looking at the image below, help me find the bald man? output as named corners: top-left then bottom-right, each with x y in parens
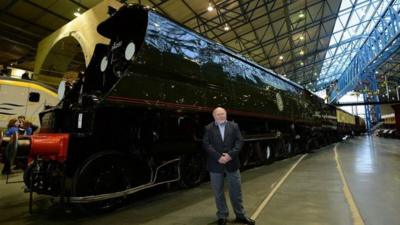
top-left (202, 107), bottom-right (255, 225)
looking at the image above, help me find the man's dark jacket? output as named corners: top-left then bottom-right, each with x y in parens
top-left (202, 121), bottom-right (244, 173)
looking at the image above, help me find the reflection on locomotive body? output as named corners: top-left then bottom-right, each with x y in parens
top-left (24, 4), bottom-right (365, 212)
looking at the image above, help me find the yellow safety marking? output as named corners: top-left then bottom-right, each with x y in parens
top-left (0, 79), bottom-right (57, 97)
top-left (270, 181), bottom-right (276, 189)
top-left (334, 144), bottom-right (365, 225)
top-left (250, 154), bottom-right (307, 220)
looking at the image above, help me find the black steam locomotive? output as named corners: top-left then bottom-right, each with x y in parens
top-left (22, 4), bottom-right (364, 212)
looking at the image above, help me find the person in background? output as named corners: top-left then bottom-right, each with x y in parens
top-left (2, 119), bottom-right (20, 174)
top-left (22, 121), bottom-right (33, 136)
top-left (5, 118), bottom-right (20, 137)
top-left (17, 115), bottom-right (26, 135)
top-left (202, 107), bottom-right (255, 225)
top-left (17, 115), bottom-right (25, 124)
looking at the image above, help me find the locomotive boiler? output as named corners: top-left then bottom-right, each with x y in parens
top-left (21, 4), bottom-right (362, 212)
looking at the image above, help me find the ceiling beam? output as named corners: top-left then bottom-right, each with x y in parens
top-left (69, 0), bottom-right (89, 10)
top-left (23, 0), bottom-right (71, 21)
top-left (181, 0), bottom-right (224, 44)
top-left (0, 0), bottom-right (20, 15)
top-left (0, 34), bottom-right (36, 50)
top-left (4, 11), bottom-right (53, 33)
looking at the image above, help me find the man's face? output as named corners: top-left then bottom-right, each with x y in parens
top-left (213, 108), bottom-right (227, 124)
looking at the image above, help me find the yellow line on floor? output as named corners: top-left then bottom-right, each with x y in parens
top-left (334, 144), bottom-right (365, 225)
top-left (250, 154), bottom-right (307, 220)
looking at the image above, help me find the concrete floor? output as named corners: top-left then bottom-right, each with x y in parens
top-left (1, 136), bottom-right (399, 225)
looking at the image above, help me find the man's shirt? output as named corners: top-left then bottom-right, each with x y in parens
top-left (215, 121), bottom-right (227, 141)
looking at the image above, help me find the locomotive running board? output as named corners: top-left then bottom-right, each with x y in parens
top-left (244, 135), bottom-right (279, 142)
top-left (57, 158), bottom-right (181, 203)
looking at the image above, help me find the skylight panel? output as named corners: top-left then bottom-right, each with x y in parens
top-left (316, 0), bottom-right (391, 90)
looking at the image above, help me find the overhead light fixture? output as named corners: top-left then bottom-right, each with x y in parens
top-left (74, 8), bottom-right (81, 17)
top-left (299, 50), bottom-right (304, 55)
top-left (207, 3), bottom-right (214, 12)
top-left (299, 11), bottom-right (305, 18)
top-left (279, 55), bottom-right (284, 60)
top-left (299, 35), bottom-right (305, 40)
top-left (224, 23), bottom-right (230, 31)
top-left (300, 61), bottom-right (304, 66)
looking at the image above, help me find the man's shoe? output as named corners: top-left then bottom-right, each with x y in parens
top-left (235, 217), bottom-right (255, 225)
top-left (217, 218), bottom-right (227, 225)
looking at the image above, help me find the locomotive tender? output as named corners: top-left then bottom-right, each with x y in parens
top-left (23, 4), bottom-right (364, 211)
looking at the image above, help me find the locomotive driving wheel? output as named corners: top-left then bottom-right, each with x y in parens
top-left (285, 140), bottom-right (294, 157)
top-left (72, 151), bottom-right (133, 214)
top-left (255, 142), bottom-right (275, 165)
top-left (179, 152), bottom-right (206, 188)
